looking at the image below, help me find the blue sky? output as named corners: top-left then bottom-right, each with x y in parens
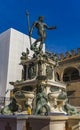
top-left (0, 0), bottom-right (80, 54)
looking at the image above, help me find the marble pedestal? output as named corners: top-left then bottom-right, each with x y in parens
top-left (28, 115), bottom-right (68, 130)
top-left (0, 115), bottom-right (28, 130)
top-left (0, 114), bottom-right (69, 130)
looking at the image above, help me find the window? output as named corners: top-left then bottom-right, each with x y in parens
top-left (63, 67), bottom-right (80, 82)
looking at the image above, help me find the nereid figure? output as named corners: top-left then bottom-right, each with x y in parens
top-left (35, 84), bottom-right (50, 115)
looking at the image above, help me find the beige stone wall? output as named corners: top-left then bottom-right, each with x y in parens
top-left (56, 49), bottom-right (80, 106)
top-left (67, 81), bottom-right (80, 106)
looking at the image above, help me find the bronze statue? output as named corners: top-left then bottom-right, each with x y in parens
top-left (64, 99), bottom-right (79, 115)
top-left (1, 98), bottom-right (19, 115)
top-left (35, 84), bottom-right (50, 115)
top-left (30, 16), bottom-right (56, 52)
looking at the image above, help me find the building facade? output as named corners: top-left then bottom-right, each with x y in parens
top-left (56, 49), bottom-right (80, 107)
top-left (0, 28), bottom-right (35, 101)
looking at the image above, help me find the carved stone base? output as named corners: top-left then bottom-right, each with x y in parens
top-left (0, 114), bottom-right (80, 130)
top-left (28, 115), bottom-right (68, 130)
top-left (0, 115), bottom-right (28, 130)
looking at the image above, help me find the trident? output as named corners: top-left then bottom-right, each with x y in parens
top-left (26, 11), bottom-right (32, 46)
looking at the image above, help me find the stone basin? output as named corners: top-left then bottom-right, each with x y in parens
top-left (48, 91), bottom-right (61, 99)
top-left (22, 91), bottom-right (34, 98)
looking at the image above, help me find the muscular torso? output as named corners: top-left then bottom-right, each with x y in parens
top-left (35, 21), bottom-right (47, 31)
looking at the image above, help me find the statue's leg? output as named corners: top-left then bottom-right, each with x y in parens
top-left (39, 37), bottom-right (45, 51)
top-left (31, 38), bottom-right (41, 51)
top-left (35, 105), bottom-right (41, 114)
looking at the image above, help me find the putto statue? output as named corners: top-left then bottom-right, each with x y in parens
top-left (30, 16), bottom-right (56, 52)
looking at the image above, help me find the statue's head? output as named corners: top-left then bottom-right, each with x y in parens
top-left (38, 84), bottom-right (44, 92)
top-left (38, 16), bottom-right (44, 22)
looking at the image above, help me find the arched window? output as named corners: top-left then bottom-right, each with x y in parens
top-left (63, 67), bottom-right (80, 82)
